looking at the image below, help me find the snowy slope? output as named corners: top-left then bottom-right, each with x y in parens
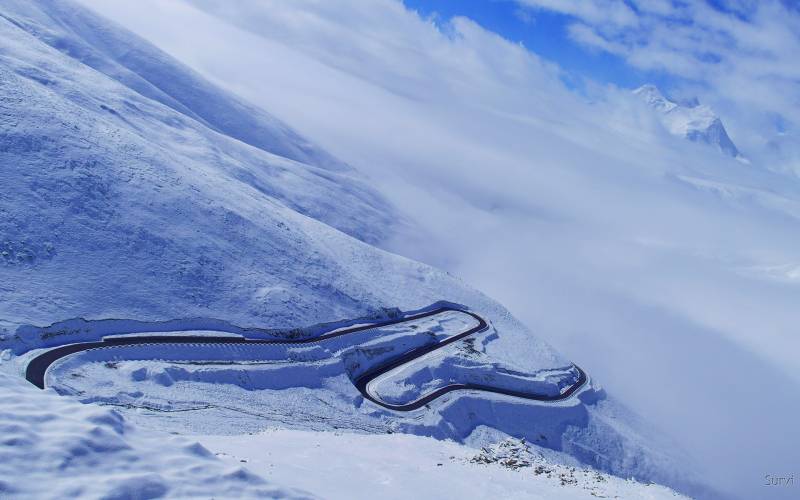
top-left (0, 0), bottom-right (704, 498)
top-left (0, 0), bottom-right (587, 376)
top-left (0, 0), bottom-right (407, 329)
top-left (200, 429), bottom-right (688, 500)
top-left (0, 0), bottom-right (576, 393)
top-left (0, 369), bottom-right (312, 499)
top-left (0, 357), bottom-right (686, 500)
top-left (0, 0), bottom-right (347, 173)
top-left (635, 84), bottom-right (743, 159)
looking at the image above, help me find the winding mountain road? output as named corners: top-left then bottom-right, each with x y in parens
top-left (25, 306), bottom-right (587, 411)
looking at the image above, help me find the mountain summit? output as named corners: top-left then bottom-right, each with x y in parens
top-left (634, 84), bottom-right (743, 160)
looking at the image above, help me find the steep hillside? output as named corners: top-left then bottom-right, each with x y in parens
top-left (0, 0), bottom-right (573, 422)
top-left (0, 0), bottom-right (415, 329)
top-left (0, 0), bottom-right (347, 172)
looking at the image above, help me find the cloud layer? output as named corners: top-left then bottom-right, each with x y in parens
top-left (519, 0), bottom-right (800, 171)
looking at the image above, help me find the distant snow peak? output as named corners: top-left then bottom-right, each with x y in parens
top-left (634, 84), bottom-right (744, 160)
top-left (634, 84), bottom-right (676, 113)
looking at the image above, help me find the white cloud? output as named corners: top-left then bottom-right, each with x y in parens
top-left (513, 6), bottom-right (537, 25)
top-left (76, 1), bottom-right (800, 497)
top-left (518, 0), bottom-right (800, 170)
top-left (631, 0), bottom-right (676, 16)
top-left (516, 0), bottom-right (640, 27)
top-left (567, 22), bottom-right (627, 54)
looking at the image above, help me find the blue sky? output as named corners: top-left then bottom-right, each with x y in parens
top-left (402, 0), bottom-right (675, 91)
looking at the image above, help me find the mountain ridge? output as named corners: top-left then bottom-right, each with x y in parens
top-left (635, 83), bottom-right (744, 160)
top-left (0, 0), bottom-right (349, 172)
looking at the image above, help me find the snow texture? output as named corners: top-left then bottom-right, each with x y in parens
top-left (198, 428), bottom-right (689, 500)
top-left (0, 370), bottom-right (313, 499)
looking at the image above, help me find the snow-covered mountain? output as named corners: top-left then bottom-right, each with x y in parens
top-left (635, 84), bottom-right (743, 160)
top-left (0, 0), bottom-right (409, 329)
top-left (0, 0), bottom-right (702, 498)
top-left (0, 367), bottom-right (687, 499)
top-left (0, 0), bottom-right (347, 174)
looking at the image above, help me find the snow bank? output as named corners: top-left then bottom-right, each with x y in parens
top-left (0, 370), bottom-right (312, 499)
top-left (197, 428), bottom-right (689, 500)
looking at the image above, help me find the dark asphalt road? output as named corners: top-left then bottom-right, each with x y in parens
top-left (25, 306), bottom-right (587, 410)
